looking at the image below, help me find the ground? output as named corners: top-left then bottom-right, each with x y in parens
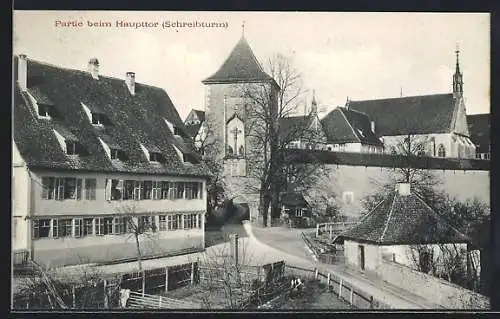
top-left (205, 223), bottom-right (248, 248)
top-left (268, 279), bottom-right (352, 310)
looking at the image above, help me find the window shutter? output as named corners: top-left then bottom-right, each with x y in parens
top-left (76, 179), bottom-right (82, 200)
top-left (105, 179), bottom-right (111, 201)
top-left (52, 219), bottom-right (59, 238)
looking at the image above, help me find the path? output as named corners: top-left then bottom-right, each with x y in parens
top-left (249, 224), bottom-right (444, 309)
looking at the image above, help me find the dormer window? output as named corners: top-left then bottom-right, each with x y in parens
top-left (53, 127), bottom-right (83, 156)
top-left (98, 136), bottom-right (126, 161)
top-left (38, 104), bottom-right (53, 118)
top-left (66, 141), bottom-right (79, 155)
top-left (91, 113), bottom-right (105, 126)
top-left (164, 118), bottom-right (181, 136)
top-left (150, 152), bottom-right (164, 163)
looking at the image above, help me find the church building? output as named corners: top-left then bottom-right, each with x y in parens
top-left (346, 49), bottom-right (476, 159)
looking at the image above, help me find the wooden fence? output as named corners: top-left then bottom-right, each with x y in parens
top-left (126, 291), bottom-right (201, 309)
top-left (316, 222), bottom-right (357, 238)
top-left (121, 262), bottom-right (197, 295)
top-left (285, 264), bottom-right (391, 309)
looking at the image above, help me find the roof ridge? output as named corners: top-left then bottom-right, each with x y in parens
top-left (338, 107), bottom-right (362, 143)
top-left (379, 193), bottom-right (398, 242)
top-left (350, 92), bottom-right (453, 103)
top-left (25, 57), bottom-right (164, 91)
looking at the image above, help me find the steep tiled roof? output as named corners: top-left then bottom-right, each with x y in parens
top-left (193, 110), bottom-right (205, 123)
top-left (13, 56), bottom-right (209, 177)
top-left (280, 192), bottom-right (310, 208)
top-left (348, 94), bottom-right (457, 136)
top-left (467, 114), bottom-right (490, 154)
top-left (279, 115), bottom-right (311, 141)
top-left (321, 107), bottom-right (383, 146)
top-left (184, 124), bottom-right (202, 139)
top-left (335, 188), bottom-right (470, 245)
top-left (202, 37), bottom-right (274, 84)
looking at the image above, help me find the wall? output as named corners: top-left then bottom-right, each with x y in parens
top-left (321, 165), bottom-right (489, 219)
top-left (379, 243), bottom-right (468, 272)
top-left (376, 260), bottom-right (489, 309)
top-left (31, 170), bottom-right (206, 217)
top-left (12, 142), bottom-right (30, 251)
top-left (382, 133), bottom-right (476, 159)
top-left (33, 228), bottom-right (204, 268)
top-left (344, 240), bottom-right (381, 274)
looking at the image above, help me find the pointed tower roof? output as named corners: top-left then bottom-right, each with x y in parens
top-left (202, 36), bottom-right (274, 84)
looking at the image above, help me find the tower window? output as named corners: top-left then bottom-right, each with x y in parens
top-left (437, 144), bottom-right (446, 158)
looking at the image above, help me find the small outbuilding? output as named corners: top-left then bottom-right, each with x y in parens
top-left (334, 183), bottom-right (471, 277)
top-left (280, 192), bottom-right (312, 228)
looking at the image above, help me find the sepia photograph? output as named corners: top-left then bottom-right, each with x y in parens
top-left (11, 11), bottom-right (491, 311)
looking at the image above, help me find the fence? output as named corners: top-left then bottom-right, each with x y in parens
top-left (301, 232), bottom-right (343, 265)
top-left (285, 264), bottom-right (391, 309)
top-left (316, 222), bottom-right (358, 238)
top-left (126, 291), bottom-right (201, 309)
top-left (121, 262), bottom-right (198, 295)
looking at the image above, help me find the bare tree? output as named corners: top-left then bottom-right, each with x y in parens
top-left (115, 204), bottom-right (159, 295)
top-left (241, 53), bottom-right (325, 226)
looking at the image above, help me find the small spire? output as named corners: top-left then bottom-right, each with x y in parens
top-left (345, 96), bottom-right (350, 108)
top-left (242, 21), bottom-right (245, 37)
top-left (311, 89), bottom-right (317, 114)
top-left (400, 86), bottom-right (403, 97)
top-left (453, 44), bottom-right (463, 97)
top-left (455, 44), bottom-right (461, 74)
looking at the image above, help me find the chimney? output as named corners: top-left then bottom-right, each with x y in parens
top-left (125, 72), bottom-right (135, 95)
top-left (396, 183), bottom-right (411, 196)
top-left (17, 54), bottom-right (27, 91)
top-left (371, 121), bottom-right (375, 133)
top-left (88, 58), bottom-right (99, 79)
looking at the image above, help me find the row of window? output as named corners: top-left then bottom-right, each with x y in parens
top-left (32, 213), bottom-right (203, 239)
top-left (107, 180), bottom-right (203, 201)
top-left (40, 177), bottom-right (204, 201)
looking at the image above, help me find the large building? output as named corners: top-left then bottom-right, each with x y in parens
top-left (12, 55), bottom-right (210, 268)
top-left (347, 49), bottom-right (476, 159)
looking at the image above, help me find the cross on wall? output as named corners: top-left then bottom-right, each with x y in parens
top-left (230, 126), bottom-right (242, 153)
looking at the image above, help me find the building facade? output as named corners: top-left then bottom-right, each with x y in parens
top-left (12, 55), bottom-right (209, 268)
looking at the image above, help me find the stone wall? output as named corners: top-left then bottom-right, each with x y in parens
top-left (376, 260), bottom-right (489, 309)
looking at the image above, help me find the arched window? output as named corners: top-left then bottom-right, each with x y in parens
top-left (238, 145), bottom-right (245, 157)
top-left (437, 144), bottom-right (446, 158)
top-left (227, 145), bottom-right (233, 156)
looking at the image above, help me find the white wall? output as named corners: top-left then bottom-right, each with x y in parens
top-left (382, 133), bottom-right (476, 159)
top-left (344, 240), bottom-right (381, 273)
top-left (31, 171), bottom-right (207, 217)
top-left (12, 142), bottom-right (30, 251)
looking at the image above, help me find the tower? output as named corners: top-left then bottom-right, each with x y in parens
top-left (453, 46), bottom-right (464, 98)
top-left (202, 33), bottom-right (280, 226)
top-left (310, 89), bottom-right (318, 115)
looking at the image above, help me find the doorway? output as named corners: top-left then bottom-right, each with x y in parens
top-left (358, 245), bottom-right (365, 271)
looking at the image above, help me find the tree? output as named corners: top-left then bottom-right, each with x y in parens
top-left (115, 204), bottom-right (159, 296)
top-left (362, 133), bottom-right (446, 214)
top-left (193, 121), bottom-right (227, 217)
top-left (241, 53), bottom-right (326, 226)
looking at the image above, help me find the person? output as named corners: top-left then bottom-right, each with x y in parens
top-left (120, 289), bottom-right (130, 308)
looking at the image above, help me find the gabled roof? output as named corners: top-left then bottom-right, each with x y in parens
top-left (280, 192), bottom-right (310, 208)
top-left (13, 56), bottom-right (209, 177)
top-left (202, 36), bottom-right (274, 85)
top-left (185, 124), bottom-right (202, 139)
top-left (348, 93), bottom-right (457, 136)
top-left (467, 113), bottom-right (490, 154)
top-left (193, 110), bottom-right (205, 123)
top-left (279, 115), bottom-right (311, 142)
top-left (335, 187), bottom-right (470, 245)
top-left (321, 107), bottom-right (384, 146)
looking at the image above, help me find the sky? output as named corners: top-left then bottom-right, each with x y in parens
top-left (13, 11), bottom-right (490, 120)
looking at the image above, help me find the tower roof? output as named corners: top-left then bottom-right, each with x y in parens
top-left (202, 36), bottom-right (274, 84)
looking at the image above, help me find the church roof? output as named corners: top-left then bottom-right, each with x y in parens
top-left (13, 55), bottom-right (209, 177)
top-left (202, 37), bottom-right (274, 84)
top-left (334, 186), bottom-right (470, 245)
top-left (467, 113), bottom-right (490, 154)
top-left (321, 107), bottom-right (384, 146)
top-left (348, 93), bottom-right (457, 136)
